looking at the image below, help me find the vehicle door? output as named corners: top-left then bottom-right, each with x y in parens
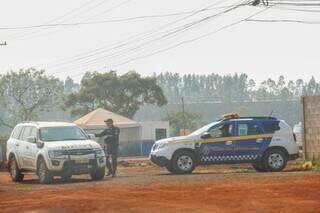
top-left (199, 121), bottom-right (236, 164)
top-left (10, 126), bottom-right (24, 166)
top-left (19, 126), bottom-right (33, 169)
top-left (233, 121), bottom-right (267, 162)
top-left (25, 126), bottom-right (39, 170)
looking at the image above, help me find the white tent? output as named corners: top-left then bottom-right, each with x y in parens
top-left (74, 108), bottom-right (142, 155)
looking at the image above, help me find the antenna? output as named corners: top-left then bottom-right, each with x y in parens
top-left (269, 110), bottom-right (274, 117)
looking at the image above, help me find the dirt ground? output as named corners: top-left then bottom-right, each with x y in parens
top-left (0, 159), bottom-right (319, 213)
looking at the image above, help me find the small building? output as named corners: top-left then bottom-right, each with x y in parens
top-left (140, 121), bottom-right (169, 155)
top-left (74, 108), bottom-right (169, 156)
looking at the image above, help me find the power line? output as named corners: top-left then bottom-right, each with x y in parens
top-left (47, 0), bottom-right (248, 73)
top-left (44, 0), bottom-right (238, 70)
top-left (0, 6), bottom-right (248, 31)
top-left (246, 18), bottom-right (320, 24)
top-left (65, 2), bottom-right (268, 78)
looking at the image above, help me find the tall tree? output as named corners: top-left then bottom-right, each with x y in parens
top-left (0, 68), bottom-right (64, 128)
top-left (162, 110), bottom-right (202, 136)
top-left (65, 71), bottom-right (167, 118)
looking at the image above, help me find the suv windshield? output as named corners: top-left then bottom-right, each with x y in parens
top-left (40, 126), bottom-right (88, 142)
top-left (189, 121), bottom-right (220, 136)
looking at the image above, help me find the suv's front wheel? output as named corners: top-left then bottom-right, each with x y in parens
top-left (171, 150), bottom-right (196, 174)
top-left (37, 157), bottom-right (53, 184)
top-left (9, 155), bottom-right (24, 182)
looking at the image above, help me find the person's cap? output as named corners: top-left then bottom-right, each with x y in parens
top-left (104, 118), bottom-right (113, 123)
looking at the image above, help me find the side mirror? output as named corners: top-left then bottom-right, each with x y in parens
top-left (88, 134), bottom-right (95, 140)
top-left (201, 132), bottom-right (211, 139)
top-left (36, 141), bottom-right (44, 149)
top-left (27, 136), bottom-right (37, 143)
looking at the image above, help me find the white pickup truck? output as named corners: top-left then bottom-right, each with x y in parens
top-left (6, 122), bottom-right (106, 184)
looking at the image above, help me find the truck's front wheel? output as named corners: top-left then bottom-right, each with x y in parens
top-left (171, 150), bottom-right (196, 174)
top-left (90, 167), bottom-right (105, 180)
top-left (37, 157), bottom-right (53, 184)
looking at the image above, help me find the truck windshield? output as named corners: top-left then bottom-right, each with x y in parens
top-left (40, 126), bottom-right (88, 142)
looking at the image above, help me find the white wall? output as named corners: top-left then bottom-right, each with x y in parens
top-left (140, 121), bottom-right (169, 140)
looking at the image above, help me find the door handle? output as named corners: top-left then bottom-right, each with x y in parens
top-left (26, 146), bottom-right (29, 149)
top-left (256, 138), bottom-right (264, 143)
top-left (15, 143), bottom-right (20, 147)
top-left (225, 141), bottom-right (233, 145)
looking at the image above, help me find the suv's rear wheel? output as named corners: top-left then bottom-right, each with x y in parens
top-left (90, 167), bottom-right (105, 180)
top-left (262, 149), bottom-right (287, 172)
top-left (37, 157), bottom-right (53, 184)
top-left (9, 156), bottom-right (24, 182)
top-left (171, 150), bottom-right (196, 174)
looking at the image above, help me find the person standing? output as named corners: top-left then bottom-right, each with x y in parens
top-left (95, 119), bottom-right (120, 177)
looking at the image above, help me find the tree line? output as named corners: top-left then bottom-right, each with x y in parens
top-left (0, 69), bottom-right (319, 136)
top-left (156, 72), bottom-right (320, 103)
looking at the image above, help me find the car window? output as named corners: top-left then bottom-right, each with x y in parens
top-left (238, 123), bottom-right (261, 136)
top-left (29, 127), bottom-right (38, 138)
top-left (20, 126), bottom-right (32, 141)
top-left (11, 126), bottom-right (23, 139)
top-left (208, 123), bottom-right (234, 138)
top-left (262, 121), bottom-right (280, 134)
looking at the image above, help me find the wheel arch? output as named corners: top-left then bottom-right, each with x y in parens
top-left (263, 146), bottom-right (289, 158)
top-left (8, 152), bottom-right (20, 168)
top-left (35, 154), bottom-right (47, 173)
top-left (172, 148), bottom-right (200, 165)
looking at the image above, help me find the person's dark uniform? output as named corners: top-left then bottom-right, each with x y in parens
top-left (95, 119), bottom-right (120, 177)
top-left (220, 124), bottom-right (232, 137)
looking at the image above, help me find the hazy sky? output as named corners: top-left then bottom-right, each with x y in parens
top-left (0, 0), bottom-right (319, 83)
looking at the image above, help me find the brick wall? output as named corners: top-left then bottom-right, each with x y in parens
top-left (302, 96), bottom-right (320, 160)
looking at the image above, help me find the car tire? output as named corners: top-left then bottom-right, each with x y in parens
top-left (262, 149), bottom-right (287, 172)
top-left (37, 157), bottom-right (53, 184)
top-left (61, 174), bottom-right (72, 182)
top-left (90, 167), bottom-right (105, 180)
top-left (252, 162), bottom-right (266, 172)
top-left (171, 150), bottom-right (196, 174)
top-left (165, 163), bottom-right (175, 173)
top-left (9, 155), bottom-right (24, 182)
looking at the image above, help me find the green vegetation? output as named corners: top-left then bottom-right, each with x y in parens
top-left (65, 71), bottom-right (167, 118)
top-left (0, 68), bottom-right (64, 129)
top-left (162, 110), bottom-right (201, 136)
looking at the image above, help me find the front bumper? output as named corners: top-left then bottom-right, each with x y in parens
top-left (47, 151), bottom-right (106, 175)
top-left (289, 153), bottom-right (299, 160)
top-left (150, 155), bottom-right (170, 167)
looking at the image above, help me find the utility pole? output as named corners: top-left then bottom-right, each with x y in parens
top-left (181, 97), bottom-right (186, 135)
top-left (0, 41), bottom-right (7, 46)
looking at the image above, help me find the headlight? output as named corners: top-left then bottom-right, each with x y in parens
top-left (156, 142), bottom-right (167, 150)
top-left (48, 150), bottom-right (65, 159)
top-left (94, 148), bottom-right (105, 157)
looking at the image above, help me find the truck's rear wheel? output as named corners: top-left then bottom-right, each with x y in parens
top-left (9, 156), bottom-right (24, 182)
top-left (171, 150), bottom-right (196, 174)
top-left (262, 149), bottom-right (287, 172)
top-left (37, 157), bottom-right (53, 184)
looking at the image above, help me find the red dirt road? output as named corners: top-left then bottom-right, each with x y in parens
top-left (0, 164), bottom-right (319, 213)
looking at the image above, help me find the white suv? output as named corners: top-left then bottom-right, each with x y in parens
top-left (7, 122), bottom-right (106, 184)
